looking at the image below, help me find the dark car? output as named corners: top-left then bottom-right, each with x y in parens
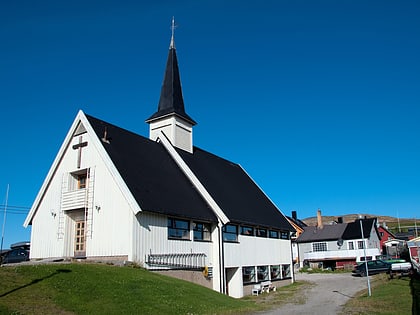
top-left (352, 259), bottom-right (391, 277)
top-left (1, 248), bottom-right (30, 264)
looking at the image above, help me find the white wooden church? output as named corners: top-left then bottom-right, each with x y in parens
top-left (24, 21), bottom-right (295, 298)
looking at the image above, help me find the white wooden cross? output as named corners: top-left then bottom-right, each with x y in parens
top-left (72, 136), bottom-right (88, 169)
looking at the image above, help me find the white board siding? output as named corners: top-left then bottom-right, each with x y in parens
top-left (30, 130), bottom-right (133, 260)
top-left (132, 212), bottom-right (214, 266)
top-left (84, 155), bottom-right (132, 258)
top-left (224, 236), bottom-right (292, 267)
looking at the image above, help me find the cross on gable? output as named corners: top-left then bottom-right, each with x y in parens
top-left (72, 136), bottom-right (88, 169)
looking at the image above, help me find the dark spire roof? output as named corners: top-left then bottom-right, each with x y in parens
top-left (146, 18), bottom-right (196, 125)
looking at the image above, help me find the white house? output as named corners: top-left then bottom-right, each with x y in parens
top-left (24, 23), bottom-right (295, 298)
top-left (297, 211), bottom-right (381, 269)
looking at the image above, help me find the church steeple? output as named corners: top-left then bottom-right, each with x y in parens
top-left (146, 17), bottom-right (196, 153)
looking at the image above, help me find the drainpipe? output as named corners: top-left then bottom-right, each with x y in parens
top-left (217, 222), bottom-right (226, 294)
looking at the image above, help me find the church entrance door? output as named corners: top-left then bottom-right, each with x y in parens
top-left (74, 220), bottom-right (86, 257)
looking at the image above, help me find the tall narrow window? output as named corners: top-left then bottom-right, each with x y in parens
top-left (78, 173), bottom-right (87, 189)
top-left (358, 241), bottom-right (365, 249)
top-left (348, 241), bottom-right (354, 250)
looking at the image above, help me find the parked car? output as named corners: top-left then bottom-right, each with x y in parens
top-left (352, 259), bottom-right (391, 277)
top-left (1, 248), bottom-right (30, 264)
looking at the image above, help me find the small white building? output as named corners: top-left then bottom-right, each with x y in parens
top-left (24, 25), bottom-right (295, 298)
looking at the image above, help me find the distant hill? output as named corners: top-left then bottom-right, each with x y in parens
top-left (302, 213), bottom-right (413, 228)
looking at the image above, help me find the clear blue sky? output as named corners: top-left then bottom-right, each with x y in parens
top-left (1, 1), bottom-right (419, 248)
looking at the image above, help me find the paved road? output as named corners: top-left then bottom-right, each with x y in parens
top-left (259, 272), bottom-right (368, 315)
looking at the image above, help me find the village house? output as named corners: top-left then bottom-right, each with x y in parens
top-left (297, 210), bottom-right (381, 269)
top-left (23, 21), bottom-right (295, 298)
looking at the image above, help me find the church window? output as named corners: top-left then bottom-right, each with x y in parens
top-left (240, 226), bottom-right (254, 236)
top-left (193, 222), bottom-right (211, 241)
top-left (222, 224), bottom-right (238, 242)
top-left (77, 173), bottom-right (87, 189)
top-left (256, 228), bottom-right (267, 238)
top-left (69, 169), bottom-right (88, 191)
top-left (167, 218), bottom-right (190, 240)
top-left (280, 231), bottom-right (289, 240)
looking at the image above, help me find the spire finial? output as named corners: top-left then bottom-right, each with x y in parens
top-left (170, 16), bottom-right (177, 49)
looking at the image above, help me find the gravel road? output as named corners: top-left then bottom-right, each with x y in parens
top-left (258, 272), bottom-right (368, 315)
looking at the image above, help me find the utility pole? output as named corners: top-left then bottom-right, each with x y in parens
top-left (360, 217), bottom-right (372, 296)
top-left (0, 184), bottom-right (10, 264)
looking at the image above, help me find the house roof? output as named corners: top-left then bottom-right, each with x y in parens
top-left (286, 216), bottom-right (307, 229)
top-left (87, 114), bottom-right (294, 231)
top-left (342, 218), bottom-right (378, 240)
top-left (146, 34), bottom-right (196, 125)
top-left (297, 224), bottom-right (348, 243)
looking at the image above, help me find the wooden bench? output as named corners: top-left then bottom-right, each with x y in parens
top-left (261, 281), bottom-right (276, 293)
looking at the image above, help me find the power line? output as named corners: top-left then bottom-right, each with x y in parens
top-left (0, 204), bottom-right (30, 210)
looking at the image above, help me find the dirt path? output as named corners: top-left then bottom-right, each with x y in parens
top-left (258, 272), bottom-right (368, 315)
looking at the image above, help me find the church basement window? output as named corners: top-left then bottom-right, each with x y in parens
top-left (257, 266), bottom-right (269, 281)
top-left (242, 266), bottom-right (256, 283)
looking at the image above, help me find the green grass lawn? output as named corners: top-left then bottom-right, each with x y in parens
top-left (1, 263), bottom-right (416, 314)
top-left (0, 263), bottom-right (304, 315)
top-left (341, 273), bottom-right (415, 315)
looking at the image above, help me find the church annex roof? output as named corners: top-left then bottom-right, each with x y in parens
top-left (86, 114), bottom-right (293, 231)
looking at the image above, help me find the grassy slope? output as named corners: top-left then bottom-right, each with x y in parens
top-left (341, 274), bottom-right (413, 315)
top-left (0, 263), bottom-right (309, 315)
top-left (0, 263), bottom-right (257, 315)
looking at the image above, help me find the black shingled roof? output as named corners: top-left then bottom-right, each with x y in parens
top-left (87, 115), bottom-right (216, 222)
top-left (146, 47), bottom-right (196, 125)
top-left (342, 218), bottom-right (378, 240)
top-left (297, 224), bottom-right (348, 243)
top-left (86, 114), bottom-right (293, 231)
top-left (178, 148), bottom-right (294, 231)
